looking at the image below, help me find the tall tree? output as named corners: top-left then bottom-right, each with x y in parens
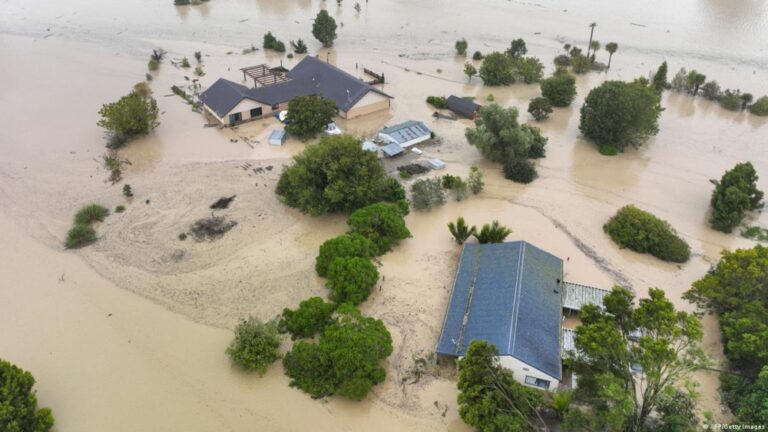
top-left (605, 42), bottom-right (618, 68)
top-left (97, 92), bottom-right (159, 146)
top-left (506, 38), bottom-right (527, 58)
top-left (586, 22), bottom-right (597, 57)
top-left (457, 341), bottom-right (545, 431)
top-left (479, 52), bottom-right (515, 86)
top-left (312, 10), bottom-right (338, 47)
top-left (651, 61), bottom-right (668, 93)
top-left (285, 95), bottom-right (338, 138)
top-left (708, 162), bottom-right (764, 233)
top-left (567, 287), bottom-right (707, 432)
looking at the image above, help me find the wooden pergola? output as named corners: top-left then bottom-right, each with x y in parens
top-left (241, 65), bottom-right (290, 88)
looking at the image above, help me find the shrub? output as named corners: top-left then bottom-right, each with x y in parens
top-left (65, 224), bottom-right (97, 249)
top-left (468, 166), bottom-right (484, 194)
top-left (282, 304), bottom-right (392, 400)
top-left (279, 297), bottom-right (335, 339)
top-left (312, 10), bottom-right (338, 48)
top-left (133, 81), bottom-right (152, 97)
top-left (426, 96), bottom-right (448, 109)
top-left (122, 184), bottom-right (133, 197)
top-left (749, 96), bottom-right (768, 116)
top-left (290, 39), bottom-right (308, 54)
top-left (474, 220), bottom-right (512, 243)
top-left (455, 39), bottom-right (468, 56)
top-left (285, 95), bottom-right (338, 138)
top-left (178, 233), bottom-right (187, 241)
top-left (148, 59), bottom-right (159, 71)
top-left (540, 70), bottom-right (577, 107)
top-left (553, 54), bottom-right (571, 67)
top-left (479, 52), bottom-right (515, 86)
top-left (604, 205), bottom-right (691, 263)
top-left (579, 79), bottom-right (663, 152)
top-left (226, 318), bottom-right (281, 375)
top-left (180, 57), bottom-right (190, 68)
top-left (472, 51), bottom-right (483, 61)
top-left (194, 51), bottom-right (202, 62)
top-left (263, 31), bottom-right (287, 51)
top-left (441, 174), bottom-right (462, 190)
top-left (74, 204), bottom-right (109, 225)
top-left (315, 233), bottom-right (373, 277)
top-left (570, 53), bottom-right (590, 74)
top-left (347, 203), bottom-right (410, 255)
top-left (700, 80), bottom-right (722, 101)
top-left (326, 257), bottom-right (379, 305)
top-left (410, 178), bottom-right (445, 210)
top-left (503, 158), bottom-right (537, 184)
top-left (710, 162), bottom-right (764, 233)
top-left (378, 177), bottom-right (406, 203)
top-left (0, 359), bottom-right (55, 432)
top-left (115, 205), bottom-right (126, 213)
top-left (97, 92), bottom-right (159, 142)
top-left (528, 96), bottom-right (553, 121)
top-left (720, 90), bottom-right (743, 111)
top-left (276, 135), bottom-right (389, 215)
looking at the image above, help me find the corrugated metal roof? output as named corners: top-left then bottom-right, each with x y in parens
top-left (562, 281), bottom-right (609, 311)
top-left (446, 95), bottom-right (481, 118)
top-left (379, 121), bottom-right (431, 145)
top-left (436, 241), bottom-right (563, 380)
top-left (381, 143), bottom-right (403, 157)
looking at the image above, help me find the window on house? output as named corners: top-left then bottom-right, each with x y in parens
top-left (229, 112), bottom-right (242, 125)
top-left (524, 375), bottom-right (550, 389)
top-left (271, 104), bottom-right (280, 110)
top-left (250, 107), bottom-right (263, 118)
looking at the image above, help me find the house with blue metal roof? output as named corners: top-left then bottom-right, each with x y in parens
top-left (436, 241), bottom-right (564, 391)
top-left (377, 120), bottom-right (432, 148)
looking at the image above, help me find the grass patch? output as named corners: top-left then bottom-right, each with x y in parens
top-left (599, 145), bottom-right (618, 156)
top-left (74, 204), bottom-right (110, 225)
top-left (741, 225), bottom-right (768, 242)
top-left (65, 224), bottom-right (97, 249)
top-left (115, 205), bottom-right (126, 213)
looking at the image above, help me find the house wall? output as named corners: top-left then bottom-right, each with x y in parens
top-left (224, 99), bottom-right (273, 124)
top-left (497, 356), bottom-right (560, 392)
top-left (343, 91), bottom-right (391, 119)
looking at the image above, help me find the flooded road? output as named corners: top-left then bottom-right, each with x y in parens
top-left (1, 0), bottom-right (767, 429)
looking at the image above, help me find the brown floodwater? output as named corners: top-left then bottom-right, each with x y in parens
top-left (1, 0), bottom-right (767, 429)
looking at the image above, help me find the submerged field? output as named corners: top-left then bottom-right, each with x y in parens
top-left (1, 0), bottom-right (767, 430)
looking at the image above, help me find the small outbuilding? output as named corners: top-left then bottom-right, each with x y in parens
top-left (362, 140), bottom-right (378, 153)
top-left (268, 129), bottom-right (286, 146)
top-left (378, 121), bottom-right (432, 148)
top-left (427, 158), bottom-right (445, 170)
top-left (446, 95), bottom-right (481, 119)
top-left (381, 143), bottom-right (404, 158)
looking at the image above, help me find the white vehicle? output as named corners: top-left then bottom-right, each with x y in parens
top-left (324, 122), bottom-right (343, 135)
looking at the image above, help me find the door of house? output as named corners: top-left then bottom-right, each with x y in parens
top-left (228, 112), bottom-right (242, 125)
top-left (250, 107), bottom-right (263, 119)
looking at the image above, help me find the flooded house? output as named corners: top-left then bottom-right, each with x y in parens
top-left (446, 95), bottom-right (481, 119)
top-left (200, 56), bottom-right (393, 126)
top-left (377, 120), bottom-right (432, 148)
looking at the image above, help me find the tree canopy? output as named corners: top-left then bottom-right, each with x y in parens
top-left (709, 162), bottom-right (764, 233)
top-left (528, 96), bottom-right (553, 121)
top-left (282, 304), bottom-right (392, 400)
top-left (604, 205), bottom-right (690, 263)
top-left (651, 61), bottom-right (668, 93)
top-left (347, 202), bottom-right (411, 255)
top-left (285, 95), bottom-right (339, 138)
top-left (279, 297), bottom-right (336, 340)
top-left (0, 359), bottom-right (54, 432)
top-left (276, 135), bottom-right (391, 215)
top-left (579, 79), bottom-right (663, 153)
top-left (567, 287), bottom-right (706, 432)
top-left (540, 70), bottom-right (577, 107)
top-left (457, 340), bottom-right (545, 431)
top-left (97, 91), bottom-right (159, 146)
top-left (479, 52), bottom-right (515, 86)
top-left (326, 256), bottom-right (379, 305)
top-left (312, 10), bottom-right (337, 47)
top-left (315, 233), bottom-right (373, 277)
top-left (226, 318), bottom-right (282, 375)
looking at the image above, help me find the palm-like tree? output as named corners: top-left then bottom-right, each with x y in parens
top-left (605, 42), bottom-right (618, 69)
top-left (448, 217), bottom-right (476, 245)
top-left (741, 93), bottom-right (754, 110)
top-left (586, 22), bottom-right (597, 57)
top-left (589, 40), bottom-right (600, 63)
top-left (474, 220), bottom-right (512, 244)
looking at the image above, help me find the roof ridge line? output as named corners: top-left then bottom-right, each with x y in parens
top-left (509, 242), bottom-right (526, 354)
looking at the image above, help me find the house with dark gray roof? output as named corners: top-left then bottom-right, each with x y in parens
top-left (436, 241), bottom-right (564, 391)
top-left (446, 95), bottom-right (481, 119)
top-left (200, 56), bottom-right (393, 126)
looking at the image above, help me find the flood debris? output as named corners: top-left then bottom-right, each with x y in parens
top-left (189, 216), bottom-right (238, 241)
top-left (397, 163), bottom-right (430, 176)
top-left (210, 195), bottom-right (236, 210)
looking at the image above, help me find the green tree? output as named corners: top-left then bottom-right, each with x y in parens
top-left (540, 70), bottom-right (577, 107)
top-left (651, 61), bottom-right (668, 92)
top-left (720, 89), bottom-right (743, 111)
top-left (468, 166), bottom-right (484, 194)
top-left (290, 39), bottom-right (308, 54)
top-left (605, 42), bottom-right (618, 68)
top-left (279, 297), bottom-right (335, 339)
top-left (749, 96), bottom-right (768, 116)
top-left (226, 318), bottom-right (282, 375)
top-left (316, 233), bottom-right (373, 277)
top-left (503, 158), bottom-right (537, 183)
top-left (455, 39), bottom-right (468, 56)
top-left (650, 389), bottom-right (700, 432)
top-left (670, 67), bottom-right (688, 92)
top-left (263, 31), bottom-right (286, 51)
top-left (276, 135), bottom-right (389, 215)
top-left (506, 38), bottom-right (527, 58)
top-left (528, 96), bottom-right (553, 121)
top-left (464, 62), bottom-right (477, 82)
top-left (312, 10), bottom-right (338, 47)
top-left (285, 95), bottom-right (338, 138)
top-left (97, 92), bottom-right (159, 146)
top-left (347, 202), bottom-right (410, 254)
top-left (457, 340), bottom-right (545, 431)
top-left (474, 220), bottom-right (512, 244)
top-left (700, 80), bottom-right (722, 101)
top-left (448, 217), bottom-right (476, 244)
top-left (282, 304), bottom-right (392, 400)
top-left (604, 205), bottom-right (691, 263)
top-left (726, 365), bottom-right (768, 424)
top-left (579, 79), bottom-right (663, 153)
top-left (570, 53), bottom-right (591, 74)
top-left (326, 257), bottom-right (379, 305)
top-left (426, 96), bottom-right (448, 109)
top-left (0, 359), bottom-right (55, 432)
top-left (512, 56), bottom-right (544, 84)
top-left (479, 52), bottom-right (515, 86)
top-left (709, 162), bottom-right (764, 233)
top-left (410, 177), bottom-right (445, 211)
top-left (740, 93), bottom-right (754, 110)
top-left (567, 287), bottom-right (707, 432)
top-left (685, 70), bottom-right (706, 96)
top-left (472, 51), bottom-right (483, 61)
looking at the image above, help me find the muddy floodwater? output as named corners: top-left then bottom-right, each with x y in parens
top-left (1, 0), bottom-right (768, 430)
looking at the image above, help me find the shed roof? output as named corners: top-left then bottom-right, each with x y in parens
top-left (381, 143), bottom-right (404, 157)
top-left (446, 95), bottom-right (481, 118)
top-left (379, 121), bottom-right (432, 145)
top-left (436, 241), bottom-right (563, 380)
top-left (562, 281), bottom-right (610, 311)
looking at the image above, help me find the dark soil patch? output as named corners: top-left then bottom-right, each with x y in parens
top-left (210, 195), bottom-right (236, 210)
top-left (189, 216), bottom-right (237, 241)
